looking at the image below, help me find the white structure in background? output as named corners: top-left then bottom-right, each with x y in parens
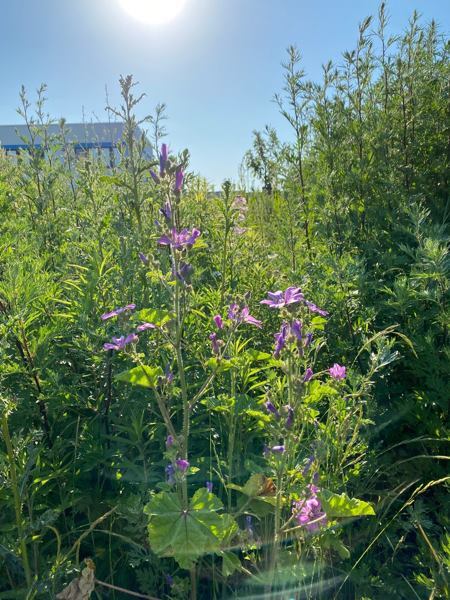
top-left (0, 122), bottom-right (152, 167)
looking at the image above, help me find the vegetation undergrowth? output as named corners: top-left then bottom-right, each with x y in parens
top-left (0, 5), bottom-right (448, 599)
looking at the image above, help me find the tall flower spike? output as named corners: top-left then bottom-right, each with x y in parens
top-left (159, 143), bottom-right (168, 176)
top-left (150, 169), bottom-right (160, 184)
top-left (174, 168), bottom-right (184, 193)
top-left (160, 201), bottom-right (172, 223)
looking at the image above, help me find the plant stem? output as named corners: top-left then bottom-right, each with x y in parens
top-left (1, 408), bottom-right (32, 588)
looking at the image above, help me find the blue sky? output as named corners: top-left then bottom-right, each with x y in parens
top-left (0, 0), bottom-right (448, 186)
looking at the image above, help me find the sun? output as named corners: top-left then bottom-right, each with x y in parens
top-left (119, 0), bottom-right (187, 25)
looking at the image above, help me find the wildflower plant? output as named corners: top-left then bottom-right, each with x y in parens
top-left (99, 145), bottom-right (377, 581)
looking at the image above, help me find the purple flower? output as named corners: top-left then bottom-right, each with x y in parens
top-left (284, 405), bottom-right (294, 429)
top-left (165, 463), bottom-right (175, 485)
top-left (160, 201), bottom-right (172, 223)
top-left (158, 228), bottom-right (201, 250)
top-left (305, 301), bottom-right (329, 317)
top-left (261, 287), bottom-right (304, 309)
top-left (303, 367), bottom-right (314, 382)
top-left (291, 319), bottom-right (302, 341)
top-left (206, 481), bottom-right (213, 493)
top-left (165, 574), bottom-right (174, 587)
top-left (213, 314), bottom-right (224, 329)
top-left (176, 459), bottom-right (190, 473)
top-left (233, 226), bottom-right (247, 235)
top-left (150, 169), bottom-right (160, 184)
top-left (240, 306), bottom-right (262, 328)
top-left (136, 322), bottom-right (156, 332)
top-left (228, 303), bottom-right (262, 328)
top-left (273, 322), bottom-right (288, 358)
top-left (103, 333), bottom-right (138, 351)
top-left (209, 332), bottom-right (222, 355)
top-left (166, 435), bottom-right (174, 448)
top-left (228, 303), bottom-right (240, 320)
top-left (304, 332), bottom-right (313, 347)
top-left (138, 252), bottom-right (149, 266)
top-left (329, 363), bottom-right (346, 380)
top-left (164, 365), bottom-right (174, 384)
top-left (292, 484), bottom-right (327, 532)
top-left (232, 196), bottom-right (247, 211)
top-left (159, 143), bottom-right (168, 176)
top-left (174, 168), bottom-right (184, 193)
top-left (172, 261), bottom-right (194, 284)
top-left (271, 445), bottom-right (285, 454)
top-left (101, 303), bottom-right (136, 321)
top-left (264, 400), bottom-right (280, 419)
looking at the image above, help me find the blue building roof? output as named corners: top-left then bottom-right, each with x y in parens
top-left (0, 121), bottom-right (149, 153)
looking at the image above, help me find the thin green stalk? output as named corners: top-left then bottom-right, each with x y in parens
top-left (227, 372), bottom-right (237, 510)
top-left (1, 408), bottom-right (32, 588)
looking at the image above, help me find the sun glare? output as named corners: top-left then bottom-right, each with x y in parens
top-left (119, 0), bottom-right (187, 25)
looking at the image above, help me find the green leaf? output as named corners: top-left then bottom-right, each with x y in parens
top-left (319, 490), bottom-right (375, 518)
top-left (145, 489), bottom-right (234, 569)
top-left (310, 316), bottom-right (327, 330)
top-left (137, 308), bottom-right (174, 327)
top-left (244, 349), bottom-right (272, 362)
top-left (205, 357), bottom-right (234, 372)
top-left (306, 380), bottom-right (338, 404)
top-left (115, 365), bottom-right (163, 388)
top-left (222, 551), bottom-right (242, 577)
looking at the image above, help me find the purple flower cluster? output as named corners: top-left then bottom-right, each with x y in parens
top-left (329, 363), bottom-right (346, 380)
top-left (264, 401), bottom-right (294, 431)
top-left (151, 144), bottom-right (185, 194)
top-left (165, 458), bottom-right (190, 484)
top-left (158, 228), bottom-right (201, 250)
top-left (292, 484), bottom-right (327, 532)
top-left (101, 302), bottom-right (158, 352)
top-left (272, 319), bottom-right (313, 359)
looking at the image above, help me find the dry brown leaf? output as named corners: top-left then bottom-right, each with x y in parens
top-left (56, 559), bottom-right (95, 600)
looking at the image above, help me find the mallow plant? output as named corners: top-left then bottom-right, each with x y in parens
top-left (99, 144), bottom-right (378, 596)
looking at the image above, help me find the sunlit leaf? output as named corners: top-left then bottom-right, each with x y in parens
top-left (115, 365), bottom-right (163, 388)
